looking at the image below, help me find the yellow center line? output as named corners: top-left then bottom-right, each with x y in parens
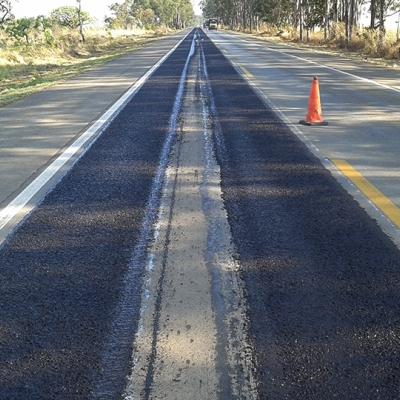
top-left (239, 66), bottom-right (254, 79)
top-left (331, 159), bottom-right (400, 228)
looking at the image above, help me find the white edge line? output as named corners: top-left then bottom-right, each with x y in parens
top-left (0, 32), bottom-right (190, 233)
top-left (223, 43), bottom-right (400, 248)
top-left (231, 34), bottom-right (400, 94)
top-left (222, 50), bottom-right (320, 153)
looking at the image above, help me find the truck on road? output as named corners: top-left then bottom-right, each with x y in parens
top-left (208, 18), bottom-right (218, 30)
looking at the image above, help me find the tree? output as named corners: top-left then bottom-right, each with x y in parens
top-left (6, 17), bottom-right (33, 43)
top-left (0, 0), bottom-right (13, 24)
top-left (137, 8), bottom-right (155, 26)
top-left (5, 15), bottom-right (53, 45)
top-left (254, 0), bottom-right (295, 27)
top-left (107, 0), bottom-right (136, 29)
top-left (50, 6), bottom-right (91, 30)
top-left (107, 0), bottom-right (194, 29)
top-left (76, 0), bottom-right (85, 42)
top-left (203, 0), bottom-right (400, 48)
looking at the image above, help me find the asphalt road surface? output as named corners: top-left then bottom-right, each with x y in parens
top-left (1, 28), bottom-right (400, 399)
top-left (207, 29), bottom-right (400, 247)
top-left (0, 31), bottom-right (187, 244)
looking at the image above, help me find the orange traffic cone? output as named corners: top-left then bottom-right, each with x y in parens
top-left (299, 76), bottom-right (328, 126)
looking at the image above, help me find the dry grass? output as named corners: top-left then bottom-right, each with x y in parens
top-left (0, 27), bottom-right (169, 107)
top-left (247, 22), bottom-right (400, 67)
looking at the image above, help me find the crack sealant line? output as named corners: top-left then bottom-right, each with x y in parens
top-left (198, 37), bottom-right (259, 399)
top-left (134, 35), bottom-right (197, 341)
top-left (133, 33), bottom-right (196, 358)
top-left (0, 31), bottom-right (191, 234)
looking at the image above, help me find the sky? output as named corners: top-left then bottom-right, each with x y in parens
top-left (12, 0), bottom-right (202, 24)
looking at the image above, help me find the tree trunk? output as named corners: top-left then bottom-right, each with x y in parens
top-left (370, 0), bottom-right (376, 29)
top-left (299, 0), bottom-right (303, 41)
top-left (349, 0), bottom-right (355, 39)
top-left (331, 0), bottom-right (338, 23)
top-left (378, 0), bottom-right (386, 53)
top-left (306, 0), bottom-right (310, 42)
top-left (345, 0), bottom-right (349, 46)
top-left (324, 0), bottom-right (329, 40)
top-left (77, 0), bottom-right (85, 43)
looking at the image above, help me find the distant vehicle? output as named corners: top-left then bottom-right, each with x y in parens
top-left (208, 18), bottom-right (218, 30)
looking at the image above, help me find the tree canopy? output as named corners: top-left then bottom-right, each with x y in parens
top-left (200, 0), bottom-right (400, 41)
top-left (50, 6), bottom-right (91, 30)
top-left (106, 0), bottom-right (195, 29)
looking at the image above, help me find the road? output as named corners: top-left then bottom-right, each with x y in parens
top-left (0, 32), bottom-right (188, 244)
top-left (1, 28), bottom-right (400, 399)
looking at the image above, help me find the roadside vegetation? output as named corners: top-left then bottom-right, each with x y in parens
top-left (201, 0), bottom-right (400, 64)
top-left (248, 22), bottom-right (400, 67)
top-left (0, 30), bottom-right (167, 108)
top-left (0, 0), bottom-right (197, 108)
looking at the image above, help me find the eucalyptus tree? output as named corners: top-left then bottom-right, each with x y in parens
top-left (253, 0), bottom-right (295, 26)
top-left (201, 0), bottom-right (237, 26)
top-left (107, 1), bottom-right (136, 29)
top-left (203, 0), bottom-right (396, 45)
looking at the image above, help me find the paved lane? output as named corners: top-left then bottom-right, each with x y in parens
top-left (0, 30), bottom-right (195, 399)
top-left (203, 29), bottom-right (400, 399)
top-left (0, 31), bottom-right (188, 244)
top-left (124, 32), bottom-right (256, 399)
top-left (208, 30), bottom-right (400, 247)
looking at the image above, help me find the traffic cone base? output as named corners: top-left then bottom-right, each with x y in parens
top-left (299, 119), bottom-right (328, 126)
top-left (299, 76), bottom-right (328, 126)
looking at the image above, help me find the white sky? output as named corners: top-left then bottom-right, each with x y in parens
top-left (12, 0), bottom-right (202, 24)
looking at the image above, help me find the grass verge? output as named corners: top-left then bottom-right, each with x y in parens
top-left (0, 33), bottom-right (162, 108)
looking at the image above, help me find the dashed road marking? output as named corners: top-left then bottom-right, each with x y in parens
top-left (239, 65), bottom-right (254, 78)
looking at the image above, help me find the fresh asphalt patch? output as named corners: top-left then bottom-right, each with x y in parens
top-left (201, 30), bottom-right (400, 398)
top-left (0, 31), bottom-right (195, 399)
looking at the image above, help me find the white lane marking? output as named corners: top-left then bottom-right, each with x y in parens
top-left (220, 34), bottom-right (400, 250)
top-left (0, 33), bottom-right (190, 234)
top-left (219, 34), bottom-right (400, 94)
